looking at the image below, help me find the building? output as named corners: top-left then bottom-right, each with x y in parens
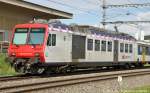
top-left (0, 0), bottom-right (72, 42)
top-left (144, 35), bottom-right (150, 41)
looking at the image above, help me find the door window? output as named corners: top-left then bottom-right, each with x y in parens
top-left (47, 34), bottom-right (56, 46)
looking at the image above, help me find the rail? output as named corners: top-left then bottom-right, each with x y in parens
top-left (0, 68), bottom-right (150, 93)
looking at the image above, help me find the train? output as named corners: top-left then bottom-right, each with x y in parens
top-left (8, 21), bottom-right (150, 74)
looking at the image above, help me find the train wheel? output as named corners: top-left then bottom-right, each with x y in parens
top-left (123, 63), bottom-right (130, 69)
top-left (37, 68), bottom-right (45, 74)
top-left (138, 63), bottom-right (144, 67)
top-left (68, 66), bottom-right (76, 73)
top-left (43, 67), bottom-right (58, 75)
top-left (23, 65), bottom-right (45, 75)
top-left (114, 65), bottom-right (120, 69)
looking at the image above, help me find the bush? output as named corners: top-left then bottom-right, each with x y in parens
top-left (0, 54), bottom-right (16, 76)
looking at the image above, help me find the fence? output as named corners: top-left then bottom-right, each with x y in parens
top-left (0, 41), bottom-right (9, 53)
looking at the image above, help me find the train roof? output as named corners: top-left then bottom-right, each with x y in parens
top-left (15, 21), bottom-right (135, 41)
top-left (136, 40), bottom-right (150, 45)
top-left (48, 21), bottom-right (136, 41)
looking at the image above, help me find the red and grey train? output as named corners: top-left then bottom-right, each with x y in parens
top-left (8, 21), bottom-right (150, 74)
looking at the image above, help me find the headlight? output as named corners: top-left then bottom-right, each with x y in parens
top-left (35, 53), bottom-right (40, 57)
top-left (11, 53), bottom-right (16, 56)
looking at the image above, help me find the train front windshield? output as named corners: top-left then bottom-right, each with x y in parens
top-left (28, 28), bottom-right (45, 45)
top-left (13, 28), bottom-right (28, 44)
top-left (13, 28), bottom-right (45, 45)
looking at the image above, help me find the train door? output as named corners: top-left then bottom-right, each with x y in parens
top-left (72, 35), bottom-right (86, 59)
top-left (113, 40), bottom-right (119, 62)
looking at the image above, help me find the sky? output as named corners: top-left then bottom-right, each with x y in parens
top-left (24, 0), bottom-right (150, 36)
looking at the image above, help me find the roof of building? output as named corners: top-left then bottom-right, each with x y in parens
top-left (0, 0), bottom-right (73, 19)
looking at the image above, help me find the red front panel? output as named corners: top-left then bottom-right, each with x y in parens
top-left (8, 23), bottom-right (49, 63)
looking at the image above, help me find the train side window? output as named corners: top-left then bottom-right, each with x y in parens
top-left (47, 34), bottom-right (51, 46)
top-left (138, 45), bottom-right (142, 55)
top-left (47, 34), bottom-right (56, 46)
top-left (108, 41), bottom-right (112, 52)
top-left (120, 43), bottom-right (124, 52)
top-left (101, 40), bottom-right (106, 51)
top-left (148, 47), bottom-right (150, 55)
top-left (87, 39), bottom-right (93, 50)
top-left (95, 40), bottom-right (100, 51)
top-left (52, 34), bottom-right (56, 46)
top-left (129, 44), bottom-right (133, 53)
top-left (125, 44), bottom-right (128, 53)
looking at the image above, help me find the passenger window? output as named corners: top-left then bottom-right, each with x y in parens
top-left (148, 47), bottom-right (150, 55)
top-left (108, 41), bottom-right (112, 52)
top-left (129, 44), bottom-right (133, 53)
top-left (87, 39), bottom-right (93, 50)
top-left (101, 41), bottom-right (106, 51)
top-left (125, 44), bottom-right (128, 53)
top-left (120, 43), bottom-right (124, 52)
top-left (95, 40), bottom-right (100, 51)
top-left (138, 45), bottom-right (142, 55)
top-left (52, 34), bottom-right (56, 46)
top-left (47, 34), bottom-right (56, 46)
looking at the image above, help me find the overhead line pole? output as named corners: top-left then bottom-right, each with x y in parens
top-left (102, 0), bottom-right (106, 29)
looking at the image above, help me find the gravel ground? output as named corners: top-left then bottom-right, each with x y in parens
top-left (28, 74), bottom-right (150, 93)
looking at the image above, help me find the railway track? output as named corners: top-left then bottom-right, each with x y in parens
top-left (0, 68), bottom-right (150, 93)
top-left (0, 66), bottom-right (149, 82)
top-left (0, 75), bottom-right (38, 82)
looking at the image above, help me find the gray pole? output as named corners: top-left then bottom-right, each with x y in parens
top-left (102, 0), bottom-right (106, 29)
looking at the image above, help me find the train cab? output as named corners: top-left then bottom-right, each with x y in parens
top-left (8, 23), bottom-right (49, 73)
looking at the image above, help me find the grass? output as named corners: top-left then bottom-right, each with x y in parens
top-left (0, 54), bottom-right (16, 76)
top-left (122, 86), bottom-right (150, 93)
top-left (144, 63), bottom-right (150, 67)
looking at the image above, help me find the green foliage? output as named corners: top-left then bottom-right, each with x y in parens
top-left (123, 86), bottom-right (150, 93)
top-left (144, 63), bottom-right (150, 67)
top-left (0, 54), bottom-right (16, 76)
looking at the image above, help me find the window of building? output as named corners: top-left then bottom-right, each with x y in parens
top-left (47, 34), bottom-right (56, 46)
top-left (125, 44), bottom-right (128, 53)
top-left (0, 32), bottom-right (4, 41)
top-left (95, 40), bottom-right (100, 51)
top-left (108, 41), bottom-right (112, 52)
top-left (101, 40), bottom-right (106, 51)
top-left (129, 44), bottom-right (133, 53)
top-left (120, 43), bottom-right (124, 52)
top-left (87, 39), bottom-right (93, 50)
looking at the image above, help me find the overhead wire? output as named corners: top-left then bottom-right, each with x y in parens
top-left (126, 0), bottom-right (150, 21)
top-left (46, 0), bottom-right (150, 30)
top-left (46, 0), bottom-right (100, 17)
